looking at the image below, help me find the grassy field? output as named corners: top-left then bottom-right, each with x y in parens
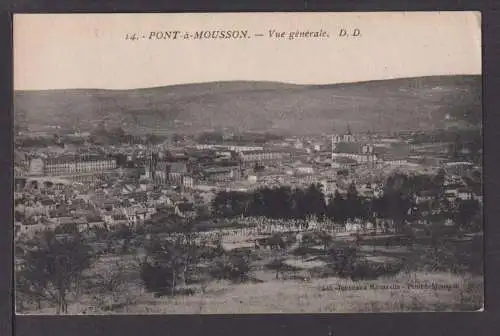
top-left (17, 230), bottom-right (484, 314)
top-left (65, 271), bottom-right (482, 314)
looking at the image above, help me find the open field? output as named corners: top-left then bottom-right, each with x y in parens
top-left (33, 271), bottom-right (480, 314)
top-left (17, 229), bottom-right (483, 314)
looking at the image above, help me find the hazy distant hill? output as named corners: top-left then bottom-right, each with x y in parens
top-left (14, 75), bottom-right (481, 135)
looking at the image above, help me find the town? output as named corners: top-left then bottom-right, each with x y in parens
top-left (14, 123), bottom-right (483, 314)
top-left (14, 124), bottom-right (482, 234)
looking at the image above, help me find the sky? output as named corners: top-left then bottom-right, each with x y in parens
top-left (14, 12), bottom-right (481, 91)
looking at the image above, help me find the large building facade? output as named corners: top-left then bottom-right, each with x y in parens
top-left (239, 150), bottom-right (291, 166)
top-left (29, 155), bottom-right (117, 177)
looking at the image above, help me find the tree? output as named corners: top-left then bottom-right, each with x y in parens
top-left (88, 260), bottom-right (135, 312)
top-left (327, 191), bottom-right (348, 225)
top-left (16, 230), bottom-right (94, 314)
top-left (231, 192), bottom-right (252, 217)
top-left (210, 253), bottom-right (251, 283)
top-left (381, 193), bottom-right (412, 233)
top-left (345, 183), bottom-right (363, 221)
top-left (267, 257), bottom-right (287, 280)
top-left (432, 169), bottom-right (446, 196)
top-left (141, 219), bottom-right (204, 295)
top-left (382, 173), bottom-right (415, 233)
top-left (267, 233), bottom-right (288, 250)
top-left (212, 191), bottom-right (250, 218)
top-left (304, 183), bottom-right (327, 219)
top-left (328, 245), bottom-right (359, 278)
top-left (141, 236), bottom-right (185, 295)
top-left (318, 230), bottom-right (333, 250)
top-left (212, 191), bottom-right (230, 218)
top-left (454, 199), bottom-right (481, 232)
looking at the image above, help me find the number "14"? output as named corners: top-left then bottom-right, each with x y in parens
top-left (125, 33), bottom-right (139, 40)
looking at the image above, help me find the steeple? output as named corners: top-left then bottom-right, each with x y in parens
top-left (346, 124), bottom-right (352, 136)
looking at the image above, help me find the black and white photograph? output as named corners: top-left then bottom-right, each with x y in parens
top-left (13, 12), bottom-right (483, 314)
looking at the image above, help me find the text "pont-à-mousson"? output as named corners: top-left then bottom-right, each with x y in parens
top-left (124, 28), bottom-right (361, 41)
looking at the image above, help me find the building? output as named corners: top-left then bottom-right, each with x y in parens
top-left (239, 150), bottom-right (291, 166)
top-left (38, 155), bottom-right (117, 176)
top-left (194, 144), bottom-right (264, 152)
top-left (167, 161), bottom-right (188, 185)
top-left (415, 190), bottom-right (438, 204)
top-left (28, 158), bottom-right (45, 176)
top-left (457, 188), bottom-right (473, 200)
top-left (201, 166), bottom-right (241, 182)
top-left (183, 176), bottom-right (194, 189)
top-left (375, 143), bottom-right (411, 166)
top-left (444, 162), bottom-right (475, 176)
top-left (331, 135), bottom-right (377, 165)
top-left (295, 165), bottom-right (314, 175)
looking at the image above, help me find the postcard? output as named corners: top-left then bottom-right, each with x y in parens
top-left (13, 12), bottom-right (483, 314)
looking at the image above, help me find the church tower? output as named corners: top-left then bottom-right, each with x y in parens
top-left (343, 124), bottom-right (354, 143)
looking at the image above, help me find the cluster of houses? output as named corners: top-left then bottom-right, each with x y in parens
top-left (13, 179), bottom-right (205, 238)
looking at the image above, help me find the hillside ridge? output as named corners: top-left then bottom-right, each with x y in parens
top-left (15, 75), bottom-right (481, 135)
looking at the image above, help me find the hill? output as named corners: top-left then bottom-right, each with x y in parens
top-left (14, 75), bottom-right (481, 135)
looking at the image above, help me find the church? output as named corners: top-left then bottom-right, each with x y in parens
top-left (331, 126), bottom-right (377, 165)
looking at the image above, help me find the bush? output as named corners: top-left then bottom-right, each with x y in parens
top-left (327, 245), bottom-right (403, 280)
top-left (209, 254), bottom-right (251, 283)
top-left (309, 266), bottom-right (339, 279)
top-left (140, 261), bottom-right (175, 295)
top-left (198, 244), bottom-right (224, 261)
top-left (328, 245), bottom-right (359, 277)
top-left (292, 241), bottom-right (326, 257)
top-left (301, 232), bottom-right (320, 246)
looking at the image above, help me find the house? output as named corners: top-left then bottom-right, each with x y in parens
top-left (177, 202), bottom-right (196, 218)
top-left (239, 150), bottom-right (291, 166)
top-left (202, 166), bottom-right (241, 182)
top-left (296, 165), bottom-right (314, 175)
top-left (457, 188), bottom-right (473, 200)
top-left (166, 161), bottom-right (188, 185)
top-left (88, 221), bottom-right (107, 230)
top-left (444, 189), bottom-right (458, 202)
top-left (183, 176), bottom-right (194, 189)
top-left (358, 183), bottom-right (375, 198)
top-left (415, 190), bottom-right (438, 204)
top-left (332, 157), bottom-right (358, 170)
top-left (107, 213), bottom-right (129, 227)
top-left (121, 206), bottom-right (148, 224)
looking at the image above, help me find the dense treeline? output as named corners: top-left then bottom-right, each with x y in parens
top-left (211, 183), bottom-right (410, 229)
top-left (212, 184), bottom-right (327, 220)
top-left (212, 172), bottom-right (482, 233)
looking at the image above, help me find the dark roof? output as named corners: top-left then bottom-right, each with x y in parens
top-left (240, 150), bottom-right (289, 155)
top-left (334, 142), bottom-right (363, 154)
top-left (334, 157), bottom-right (358, 164)
top-left (446, 183), bottom-right (465, 189)
top-left (203, 166), bottom-right (238, 174)
top-left (417, 190), bottom-right (438, 197)
top-left (178, 203), bottom-right (194, 212)
top-left (46, 154), bottom-right (111, 163)
top-left (169, 162), bottom-right (187, 173)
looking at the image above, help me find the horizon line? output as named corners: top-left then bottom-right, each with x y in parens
top-left (14, 73), bottom-right (481, 92)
